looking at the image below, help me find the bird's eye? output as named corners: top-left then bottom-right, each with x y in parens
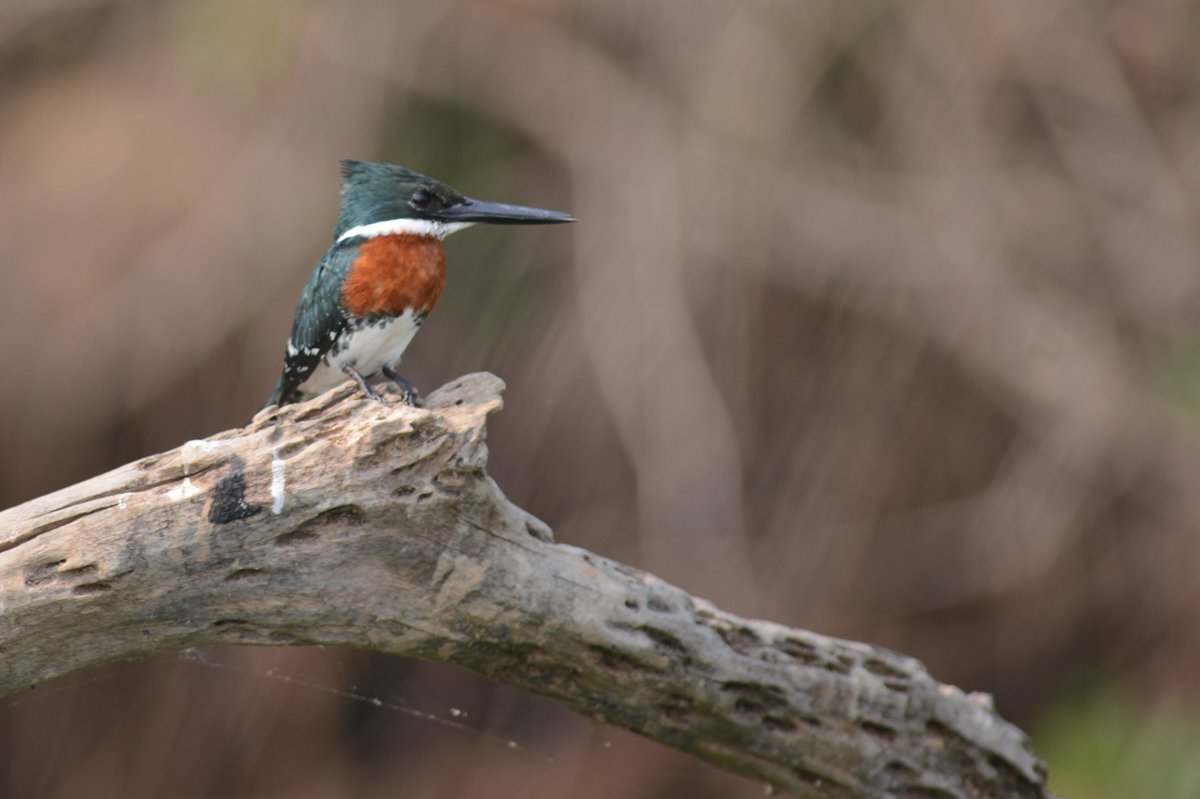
top-left (409, 189), bottom-right (433, 210)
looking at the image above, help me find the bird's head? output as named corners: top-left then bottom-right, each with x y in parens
top-left (335, 160), bottom-right (574, 242)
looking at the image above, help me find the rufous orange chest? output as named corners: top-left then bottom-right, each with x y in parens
top-left (340, 234), bottom-right (446, 317)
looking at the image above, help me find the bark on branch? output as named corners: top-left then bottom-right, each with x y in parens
top-left (0, 374), bottom-right (1051, 798)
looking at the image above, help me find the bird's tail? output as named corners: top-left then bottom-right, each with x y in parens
top-left (263, 374), bottom-right (286, 410)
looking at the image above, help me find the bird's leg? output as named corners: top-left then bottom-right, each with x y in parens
top-left (341, 363), bottom-right (387, 405)
top-left (382, 365), bottom-right (421, 406)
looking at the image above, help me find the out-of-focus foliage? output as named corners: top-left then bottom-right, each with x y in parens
top-left (1151, 335), bottom-right (1200, 429)
top-left (3, 0), bottom-right (1200, 796)
top-left (1038, 684), bottom-right (1200, 799)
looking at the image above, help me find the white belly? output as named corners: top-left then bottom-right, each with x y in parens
top-left (298, 311), bottom-right (421, 398)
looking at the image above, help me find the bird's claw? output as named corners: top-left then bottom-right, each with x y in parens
top-left (342, 363), bottom-right (388, 405)
top-left (382, 365), bottom-right (422, 407)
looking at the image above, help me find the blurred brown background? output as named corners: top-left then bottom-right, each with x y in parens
top-left (3, 1), bottom-right (1200, 797)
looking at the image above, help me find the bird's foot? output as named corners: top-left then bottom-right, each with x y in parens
top-left (341, 363), bottom-right (387, 405)
top-left (382, 365), bottom-right (422, 406)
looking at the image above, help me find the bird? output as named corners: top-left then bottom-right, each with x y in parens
top-left (265, 160), bottom-right (574, 408)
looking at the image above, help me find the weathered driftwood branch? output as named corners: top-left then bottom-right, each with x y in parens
top-left (0, 374), bottom-right (1050, 798)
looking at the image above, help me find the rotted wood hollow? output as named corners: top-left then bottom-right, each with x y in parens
top-left (0, 374), bottom-right (1052, 798)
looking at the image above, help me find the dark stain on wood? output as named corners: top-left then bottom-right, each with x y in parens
top-left (208, 466), bottom-right (262, 524)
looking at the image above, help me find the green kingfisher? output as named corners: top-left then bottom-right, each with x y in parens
top-left (265, 160), bottom-right (574, 408)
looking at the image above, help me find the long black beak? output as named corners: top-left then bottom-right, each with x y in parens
top-left (434, 197), bottom-right (576, 225)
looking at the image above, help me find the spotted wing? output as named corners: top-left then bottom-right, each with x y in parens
top-left (264, 244), bottom-right (355, 407)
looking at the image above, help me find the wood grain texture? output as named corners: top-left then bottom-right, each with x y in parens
top-left (0, 374), bottom-right (1052, 798)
